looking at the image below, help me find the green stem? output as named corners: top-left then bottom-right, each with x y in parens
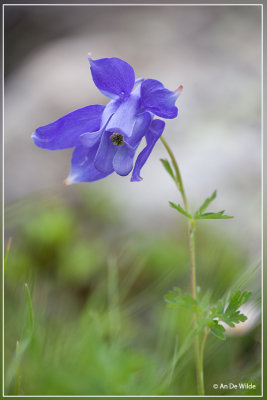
top-left (160, 136), bottom-right (188, 211)
top-left (199, 328), bottom-right (210, 394)
top-left (160, 136), bottom-right (204, 395)
top-left (189, 224), bottom-right (196, 298)
top-left (200, 328), bottom-right (210, 369)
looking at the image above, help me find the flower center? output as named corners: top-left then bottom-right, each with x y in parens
top-left (110, 133), bottom-right (125, 146)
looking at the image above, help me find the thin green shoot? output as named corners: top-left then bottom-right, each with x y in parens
top-left (4, 237), bottom-right (12, 272)
top-left (24, 283), bottom-right (34, 335)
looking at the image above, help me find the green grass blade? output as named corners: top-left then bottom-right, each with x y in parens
top-left (24, 283), bottom-right (34, 334)
top-left (4, 237), bottom-right (12, 272)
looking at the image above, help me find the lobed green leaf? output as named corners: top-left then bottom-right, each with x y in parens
top-left (209, 321), bottom-right (226, 341)
top-left (226, 290), bottom-right (252, 312)
top-left (210, 290), bottom-right (251, 329)
top-left (164, 288), bottom-right (251, 342)
top-left (194, 190), bottom-right (233, 220)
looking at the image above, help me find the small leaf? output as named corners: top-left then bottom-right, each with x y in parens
top-left (210, 290), bottom-right (252, 328)
top-left (160, 159), bottom-right (177, 182)
top-left (194, 190), bottom-right (233, 220)
top-left (196, 190), bottom-right (217, 215)
top-left (221, 313), bottom-right (248, 327)
top-left (195, 211), bottom-right (233, 220)
top-left (164, 287), bottom-right (197, 309)
top-left (226, 290), bottom-right (252, 312)
top-left (210, 321), bottom-right (226, 341)
top-left (164, 287), bottom-right (182, 304)
top-left (220, 315), bottom-right (235, 328)
top-left (169, 202), bottom-right (192, 219)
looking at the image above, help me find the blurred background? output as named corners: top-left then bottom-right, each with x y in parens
top-left (4, 4), bottom-right (261, 396)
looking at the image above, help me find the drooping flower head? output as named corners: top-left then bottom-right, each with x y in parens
top-left (32, 56), bottom-right (182, 183)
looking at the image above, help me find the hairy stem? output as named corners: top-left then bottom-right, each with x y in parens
top-left (160, 136), bottom-right (204, 395)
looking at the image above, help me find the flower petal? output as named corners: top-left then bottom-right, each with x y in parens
top-left (131, 119), bottom-right (165, 182)
top-left (113, 143), bottom-right (136, 176)
top-left (112, 110), bottom-right (152, 177)
top-left (127, 111), bottom-right (152, 147)
top-left (135, 77), bottom-right (144, 85)
top-left (80, 111), bottom-right (115, 148)
top-left (32, 105), bottom-right (105, 150)
top-left (79, 130), bottom-right (101, 148)
top-left (65, 144), bottom-right (112, 184)
top-left (89, 57), bottom-right (135, 100)
top-left (94, 131), bottom-right (117, 174)
top-left (101, 99), bottom-right (121, 125)
top-left (141, 79), bottom-right (179, 119)
top-left (106, 86), bottom-right (141, 137)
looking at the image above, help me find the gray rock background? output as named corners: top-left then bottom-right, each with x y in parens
top-left (4, 5), bottom-right (261, 260)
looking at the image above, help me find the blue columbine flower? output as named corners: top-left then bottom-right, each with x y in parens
top-left (32, 56), bottom-right (182, 183)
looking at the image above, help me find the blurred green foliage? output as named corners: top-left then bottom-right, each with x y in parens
top-left (4, 188), bottom-right (261, 395)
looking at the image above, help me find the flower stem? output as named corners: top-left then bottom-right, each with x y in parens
top-left (160, 136), bottom-right (188, 211)
top-left (199, 328), bottom-right (210, 394)
top-left (200, 328), bottom-right (210, 371)
top-left (160, 136), bottom-right (205, 395)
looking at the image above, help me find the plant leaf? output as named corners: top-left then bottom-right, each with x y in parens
top-left (210, 290), bottom-right (252, 329)
top-left (169, 202), bottom-right (192, 219)
top-left (210, 321), bottom-right (226, 340)
top-left (194, 190), bottom-right (233, 220)
top-left (164, 287), bottom-right (197, 309)
top-left (196, 190), bottom-right (217, 215)
top-left (160, 159), bottom-right (177, 182)
top-left (195, 211), bottom-right (233, 220)
top-left (220, 290), bottom-right (251, 327)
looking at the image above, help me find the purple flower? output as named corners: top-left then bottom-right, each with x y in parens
top-left (32, 56), bottom-right (182, 184)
